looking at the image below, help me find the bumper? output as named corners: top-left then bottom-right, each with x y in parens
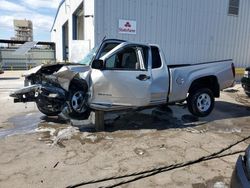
top-left (231, 155), bottom-right (250, 188)
top-left (10, 84), bottom-right (66, 103)
top-left (241, 77), bottom-right (250, 93)
top-left (242, 84), bottom-right (250, 94)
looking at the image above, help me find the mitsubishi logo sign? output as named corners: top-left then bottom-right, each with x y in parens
top-left (119, 19), bottom-right (136, 34)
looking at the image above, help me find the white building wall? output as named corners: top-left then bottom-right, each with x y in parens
top-left (94, 0), bottom-right (250, 67)
top-left (84, 0), bottom-right (95, 48)
top-left (51, 0), bottom-right (94, 62)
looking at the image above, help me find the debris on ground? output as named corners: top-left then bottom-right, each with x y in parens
top-left (53, 161), bottom-right (59, 168)
top-left (134, 148), bottom-right (146, 156)
top-left (52, 126), bottom-right (79, 145)
top-left (223, 89), bottom-right (239, 93)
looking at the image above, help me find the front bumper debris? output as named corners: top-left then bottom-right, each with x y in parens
top-left (10, 84), bottom-right (66, 103)
top-left (241, 77), bottom-right (250, 94)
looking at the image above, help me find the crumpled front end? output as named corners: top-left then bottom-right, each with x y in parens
top-left (10, 63), bottom-right (91, 116)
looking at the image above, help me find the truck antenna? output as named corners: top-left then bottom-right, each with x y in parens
top-left (102, 36), bottom-right (106, 42)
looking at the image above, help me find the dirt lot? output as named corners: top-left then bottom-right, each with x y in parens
top-left (1, 71), bottom-right (250, 188)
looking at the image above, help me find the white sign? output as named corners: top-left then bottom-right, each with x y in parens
top-left (118, 19), bottom-right (136, 34)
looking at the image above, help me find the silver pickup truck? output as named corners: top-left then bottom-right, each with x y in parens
top-left (10, 39), bottom-right (235, 121)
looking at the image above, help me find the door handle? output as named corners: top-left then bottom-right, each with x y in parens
top-left (136, 74), bottom-right (150, 81)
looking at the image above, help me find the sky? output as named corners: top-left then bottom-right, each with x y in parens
top-left (0, 0), bottom-right (61, 41)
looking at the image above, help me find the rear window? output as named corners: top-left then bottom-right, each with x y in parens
top-left (151, 46), bottom-right (162, 69)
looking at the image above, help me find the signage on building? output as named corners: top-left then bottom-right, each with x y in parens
top-left (118, 19), bottom-right (136, 34)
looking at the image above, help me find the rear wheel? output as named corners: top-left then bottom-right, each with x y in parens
top-left (187, 88), bottom-right (214, 117)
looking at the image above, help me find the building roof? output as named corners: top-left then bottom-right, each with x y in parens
top-left (50, 0), bottom-right (65, 32)
top-left (0, 39), bottom-right (55, 48)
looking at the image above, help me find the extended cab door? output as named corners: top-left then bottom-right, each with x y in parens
top-left (149, 46), bottom-right (169, 104)
top-left (90, 43), bottom-right (152, 110)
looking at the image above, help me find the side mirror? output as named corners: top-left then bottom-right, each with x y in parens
top-left (91, 59), bottom-right (104, 70)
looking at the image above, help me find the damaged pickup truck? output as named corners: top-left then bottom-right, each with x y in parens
top-left (10, 39), bottom-right (235, 121)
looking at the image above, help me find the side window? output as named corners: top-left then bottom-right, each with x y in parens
top-left (99, 43), bottom-right (120, 58)
top-left (105, 47), bottom-right (143, 70)
top-left (105, 55), bottom-right (117, 68)
top-left (228, 0), bottom-right (240, 16)
top-left (151, 46), bottom-right (162, 69)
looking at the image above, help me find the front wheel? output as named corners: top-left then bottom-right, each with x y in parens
top-left (187, 88), bottom-right (214, 117)
top-left (68, 87), bottom-right (90, 119)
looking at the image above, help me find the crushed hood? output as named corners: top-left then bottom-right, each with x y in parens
top-left (22, 63), bottom-right (90, 77)
top-left (22, 65), bottom-right (43, 77)
top-left (23, 63), bottom-right (91, 91)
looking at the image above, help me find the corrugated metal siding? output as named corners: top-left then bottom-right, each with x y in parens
top-left (94, 0), bottom-right (250, 67)
top-left (0, 48), bottom-right (55, 70)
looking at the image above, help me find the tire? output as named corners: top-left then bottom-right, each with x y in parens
top-left (187, 88), bottom-right (214, 117)
top-left (36, 100), bottom-right (62, 116)
top-left (68, 85), bottom-right (90, 119)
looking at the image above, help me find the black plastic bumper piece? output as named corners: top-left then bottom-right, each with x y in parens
top-left (10, 84), bottom-right (66, 103)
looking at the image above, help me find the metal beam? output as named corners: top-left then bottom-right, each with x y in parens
top-left (0, 39), bottom-right (55, 49)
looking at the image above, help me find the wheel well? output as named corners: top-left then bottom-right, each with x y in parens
top-left (189, 76), bottom-right (220, 97)
top-left (69, 77), bottom-right (88, 92)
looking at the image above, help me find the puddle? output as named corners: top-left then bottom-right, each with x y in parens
top-left (0, 111), bottom-right (96, 139)
top-left (0, 112), bottom-right (42, 138)
top-left (0, 112), bottom-right (72, 138)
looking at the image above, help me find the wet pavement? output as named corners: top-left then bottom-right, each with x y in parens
top-left (0, 112), bottom-right (42, 138)
top-left (1, 71), bottom-right (250, 188)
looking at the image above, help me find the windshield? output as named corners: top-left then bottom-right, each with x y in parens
top-left (77, 45), bottom-right (99, 66)
top-left (77, 42), bottom-right (121, 66)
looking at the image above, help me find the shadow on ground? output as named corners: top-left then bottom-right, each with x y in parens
top-left (105, 100), bottom-right (250, 132)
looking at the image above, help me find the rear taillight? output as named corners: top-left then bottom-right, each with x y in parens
top-left (232, 63), bottom-right (235, 78)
